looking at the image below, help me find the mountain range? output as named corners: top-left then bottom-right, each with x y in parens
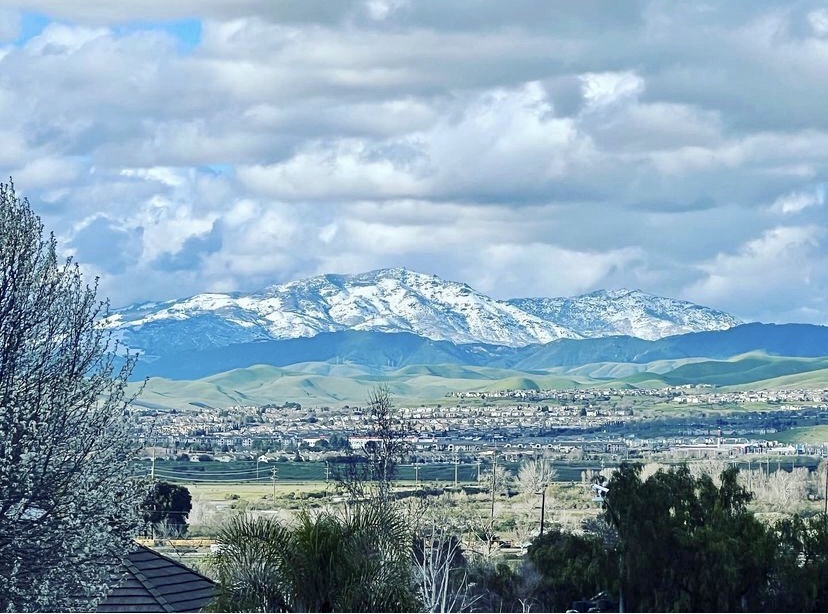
top-left (107, 269), bottom-right (828, 404)
top-left (108, 268), bottom-right (740, 357)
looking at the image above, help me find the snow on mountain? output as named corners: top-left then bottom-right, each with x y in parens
top-left (106, 270), bottom-right (741, 356)
top-left (507, 289), bottom-right (742, 341)
top-left (107, 268), bottom-right (582, 353)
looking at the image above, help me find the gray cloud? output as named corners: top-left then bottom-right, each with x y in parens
top-left (69, 215), bottom-right (143, 274)
top-left (154, 220), bottom-right (223, 271)
top-left (0, 1), bottom-right (825, 324)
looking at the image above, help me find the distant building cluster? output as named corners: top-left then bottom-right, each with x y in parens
top-left (131, 386), bottom-right (828, 464)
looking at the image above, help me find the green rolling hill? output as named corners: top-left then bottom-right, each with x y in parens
top-left (131, 349), bottom-right (828, 409)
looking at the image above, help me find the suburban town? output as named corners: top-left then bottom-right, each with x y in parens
top-left (134, 386), bottom-right (828, 466)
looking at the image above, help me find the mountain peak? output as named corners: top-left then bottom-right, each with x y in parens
top-left (508, 288), bottom-right (741, 341)
top-left (582, 288), bottom-right (636, 299)
top-left (109, 270), bottom-right (741, 356)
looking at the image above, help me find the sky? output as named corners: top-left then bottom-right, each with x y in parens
top-left (0, 1), bottom-right (826, 324)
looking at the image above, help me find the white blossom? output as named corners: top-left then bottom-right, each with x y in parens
top-left (0, 182), bottom-right (145, 612)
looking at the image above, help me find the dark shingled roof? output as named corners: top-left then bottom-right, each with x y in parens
top-left (97, 544), bottom-right (216, 613)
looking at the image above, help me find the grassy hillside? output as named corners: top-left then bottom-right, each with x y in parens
top-left (729, 367), bottom-right (828, 390)
top-left (659, 355), bottom-right (828, 386)
top-left (772, 425), bottom-right (828, 444)
top-left (131, 352), bottom-right (828, 409)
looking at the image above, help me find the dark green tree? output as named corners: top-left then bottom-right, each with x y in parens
top-left (142, 481), bottom-right (192, 537)
top-left (327, 433), bottom-right (351, 451)
top-left (527, 528), bottom-right (616, 612)
top-left (767, 513), bottom-right (828, 612)
top-left (465, 560), bottom-right (522, 613)
top-left (603, 463), bottom-right (775, 612)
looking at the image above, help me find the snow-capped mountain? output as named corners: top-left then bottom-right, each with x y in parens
top-left (106, 268), bottom-right (581, 355)
top-left (105, 269), bottom-right (741, 357)
top-left (508, 289), bottom-right (741, 341)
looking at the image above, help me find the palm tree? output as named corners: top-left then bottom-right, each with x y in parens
top-left (211, 504), bottom-right (419, 612)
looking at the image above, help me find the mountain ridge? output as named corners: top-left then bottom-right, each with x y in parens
top-left (129, 327), bottom-right (828, 408)
top-left (107, 268), bottom-right (741, 358)
top-left (126, 322), bottom-right (828, 382)
top-left (508, 288), bottom-right (741, 340)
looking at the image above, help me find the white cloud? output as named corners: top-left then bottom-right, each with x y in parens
top-left (238, 142), bottom-right (428, 201)
top-left (467, 243), bottom-right (646, 299)
top-left (13, 156), bottom-right (82, 189)
top-left (365, 0), bottom-right (409, 21)
top-left (0, 1), bottom-right (826, 324)
top-left (237, 82), bottom-right (600, 203)
top-left (0, 10), bottom-right (21, 42)
top-left (580, 71), bottom-right (645, 109)
top-left (685, 226), bottom-right (826, 320)
top-left (769, 187), bottom-right (825, 214)
top-left (808, 8), bottom-right (828, 37)
top-left (25, 22), bottom-right (108, 54)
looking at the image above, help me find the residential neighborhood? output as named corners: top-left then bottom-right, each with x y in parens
top-left (133, 386), bottom-right (828, 467)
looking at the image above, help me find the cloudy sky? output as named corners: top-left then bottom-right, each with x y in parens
top-left (1, 1), bottom-right (826, 324)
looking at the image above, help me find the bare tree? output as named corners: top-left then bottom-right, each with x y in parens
top-left (413, 519), bottom-right (479, 612)
top-left (336, 385), bottom-right (413, 503)
top-left (747, 465), bottom-right (811, 507)
top-left (408, 494), bottom-right (485, 612)
top-left (366, 386), bottom-right (412, 501)
top-left (0, 182), bottom-right (144, 611)
top-left (517, 456), bottom-right (558, 495)
top-left (688, 459), bottom-right (727, 485)
top-left (480, 464), bottom-right (513, 496)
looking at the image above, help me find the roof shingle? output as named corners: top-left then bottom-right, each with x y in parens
top-left (97, 544), bottom-right (216, 613)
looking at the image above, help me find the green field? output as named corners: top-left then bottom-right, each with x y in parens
top-left (771, 425), bottom-right (828, 444)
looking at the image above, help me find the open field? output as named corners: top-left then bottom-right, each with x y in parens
top-left (142, 459), bottom-right (606, 487)
top-left (166, 457), bottom-right (828, 547)
top-left (772, 425), bottom-right (828, 444)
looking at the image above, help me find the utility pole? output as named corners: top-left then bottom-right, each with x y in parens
top-left (414, 464), bottom-right (419, 485)
top-left (325, 461), bottom-right (330, 483)
top-left (490, 450), bottom-right (497, 525)
top-left (271, 467), bottom-right (279, 499)
top-left (454, 453), bottom-right (459, 488)
top-left (539, 486), bottom-right (546, 536)
top-left (150, 441), bottom-right (156, 542)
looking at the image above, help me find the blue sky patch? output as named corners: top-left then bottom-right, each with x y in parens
top-left (114, 18), bottom-right (202, 53)
top-left (15, 12), bottom-right (49, 45)
top-left (14, 12), bottom-right (201, 52)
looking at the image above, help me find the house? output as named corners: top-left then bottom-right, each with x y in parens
top-left (97, 544), bottom-right (216, 612)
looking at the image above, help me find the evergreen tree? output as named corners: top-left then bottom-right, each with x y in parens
top-left (602, 463), bottom-right (775, 612)
top-left (768, 513), bottom-right (828, 612)
top-left (0, 181), bottom-right (143, 611)
top-left (142, 481), bottom-right (192, 537)
top-left (527, 528), bottom-right (616, 612)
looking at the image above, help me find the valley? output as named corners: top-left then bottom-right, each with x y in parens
top-left (113, 273), bottom-right (828, 612)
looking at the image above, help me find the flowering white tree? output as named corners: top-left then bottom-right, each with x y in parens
top-left (0, 182), bottom-right (144, 612)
